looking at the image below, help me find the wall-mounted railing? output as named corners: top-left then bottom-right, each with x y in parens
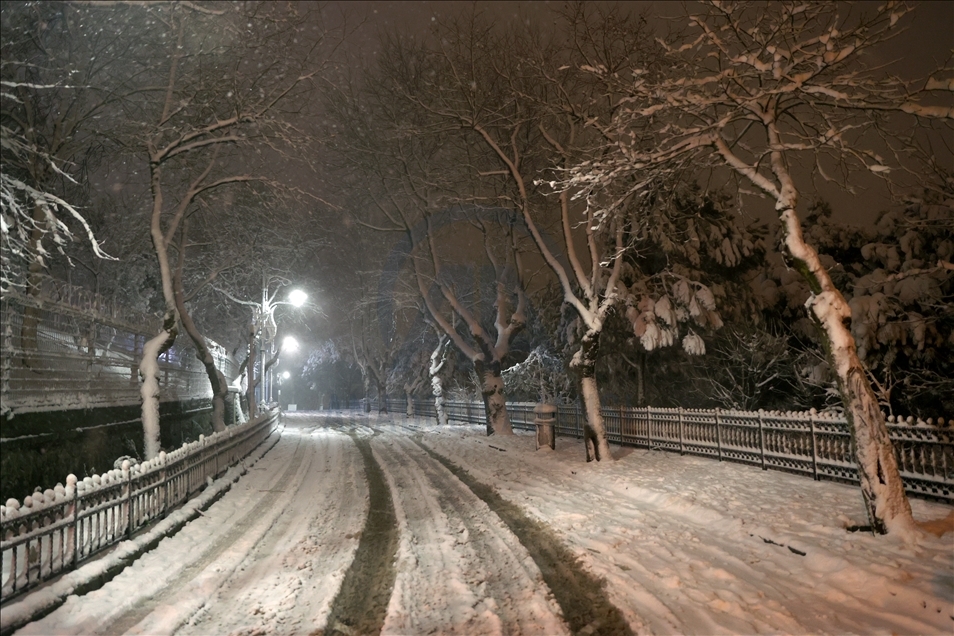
top-left (0, 409), bottom-right (280, 603)
top-left (355, 398), bottom-right (952, 504)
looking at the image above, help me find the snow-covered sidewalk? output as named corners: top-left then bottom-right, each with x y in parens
top-left (418, 417), bottom-right (953, 635)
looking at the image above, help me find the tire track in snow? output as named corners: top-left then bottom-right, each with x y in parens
top-left (91, 433), bottom-right (310, 635)
top-left (16, 430), bottom-right (303, 636)
top-left (373, 434), bottom-right (568, 635)
top-left (413, 437), bottom-right (634, 636)
top-left (174, 422), bottom-right (367, 636)
top-left (321, 424), bottom-right (398, 636)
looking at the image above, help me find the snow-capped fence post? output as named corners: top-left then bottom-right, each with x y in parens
top-left (122, 461), bottom-right (132, 539)
top-left (159, 451), bottom-right (168, 519)
top-left (66, 475), bottom-right (78, 569)
top-left (809, 411), bottom-right (819, 481)
top-left (678, 407), bottom-right (685, 455)
top-left (757, 410), bottom-right (766, 471)
top-left (715, 408), bottom-right (723, 461)
top-left (646, 407), bottom-right (652, 448)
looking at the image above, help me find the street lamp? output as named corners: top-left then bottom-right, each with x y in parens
top-left (269, 336), bottom-right (300, 403)
top-left (255, 278), bottom-right (310, 414)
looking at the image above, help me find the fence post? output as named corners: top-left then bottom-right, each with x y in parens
top-left (67, 475), bottom-right (78, 569)
top-left (715, 408), bottom-right (723, 461)
top-left (647, 407), bottom-right (654, 448)
top-left (678, 407), bottom-right (685, 455)
top-left (758, 410), bottom-right (766, 470)
top-left (159, 452), bottom-right (168, 519)
top-left (809, 411), bottom-right (819, 480)
top-left (123, 463), bottom-right (132, 539)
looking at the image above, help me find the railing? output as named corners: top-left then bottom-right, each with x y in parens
top-left (353, 398), bottom-right (953, 504)
top-left (1, 288), bottom-right (236, 416)
top-left (0, 409), bottom-right (280, 603)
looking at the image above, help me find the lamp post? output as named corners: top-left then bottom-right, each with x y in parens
top-left (268, 335), bottom-right (300, 405)
top-left (254, 278), bottom-right (307, 415)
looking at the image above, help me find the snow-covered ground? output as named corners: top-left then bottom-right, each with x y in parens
top-left (9, 411), bottom-right (953, 635)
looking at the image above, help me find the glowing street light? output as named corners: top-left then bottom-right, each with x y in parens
top-left (288, 289), bottom-right (307, 307)
top-left (282, 335), bottom-right (300, 353)
top-left (282, 371), bottom-right (291, 380)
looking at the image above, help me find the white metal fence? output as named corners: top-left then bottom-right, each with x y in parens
top-left (1, 284), bottom-right (236, 416)
top-left (0, 409), bottom-right (280, 603)
top-left (360, 398), bottom-right (953, 504)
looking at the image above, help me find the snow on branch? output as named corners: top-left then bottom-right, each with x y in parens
top-left (558, 0), bottom-right (951, 217)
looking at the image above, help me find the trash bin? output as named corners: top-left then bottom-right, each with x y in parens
top-left (534, 403), bottom-right (557, 450)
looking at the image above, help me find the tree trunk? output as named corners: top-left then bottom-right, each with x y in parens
top-left (172, 223), bottom-right (228, 432)
top-left (139, 311), bottom-right (177, 460)
top-left (575, 330), bottom-right (612, 462)
top-left (405, 389), bottom-right (414, 416)
top-left (245, 322), bottom-right (258, 418)
top-left (635, 351), bottom-right (646, 407)
top-left (175, 294), bottom-right (228, 432)
top-left (361, 370), bottom-right (372, 413)
top-left (475, 359), bottom-right (513, 436)
top-left (376, 378), bottom-right (388, 413)
top-left (263, 345), bottom-right (280, 407)
top-left (778, 206), bottom-right (914, 535)
top-left (432, 374), bottom-right (448, 426)
top-left (429, 336), bottom-right (449, 426)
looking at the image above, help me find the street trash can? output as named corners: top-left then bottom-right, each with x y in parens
top-left (534, 403), bottom-right (557, 450)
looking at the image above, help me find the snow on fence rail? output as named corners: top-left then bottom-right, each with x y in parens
top-left (0, 409), bottom-right (280, 604)
top-left (360, 398), bottom-right (952, 504)
top-left (1, 286), bottom-right (236, 415)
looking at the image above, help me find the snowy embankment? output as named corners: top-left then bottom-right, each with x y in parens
top-left (420, 421), bottom-right (953, 635)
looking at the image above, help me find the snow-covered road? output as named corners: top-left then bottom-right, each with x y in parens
top-left (374, 428), bottom-right (567, 635)
top-left (17, 415), bottom-right (369, 636)
top-left (12, 411), bottom-right (954, 636)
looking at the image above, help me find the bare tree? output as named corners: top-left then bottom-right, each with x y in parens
top-left (563, 1), bottom-right (952, 534)
top-left (66, 2), bottom-right (335, 458)
top-left (395, 9), bottom-right (668, 460)
top-left (1, 3), bottom-right (120, 364)
top-left (349, 276), bottom-right (403, 414)
top-left (321, 42), bottom-right (531, 436)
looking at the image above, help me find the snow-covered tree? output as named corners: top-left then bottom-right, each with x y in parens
top-left (56, 2), bottom-right (336, 458)
top-left (351, 9), bottom-right (664, 459)
top-left (321, 44), bottom-right (532, 437)
top-left (562, 1), bottom-right (952, 535)
top-left (300, 340), bottom-right (363, 409)
top-left (1, 3), bottom-right (117, 364)
top-left (758, 196), bottom-right (954, 416)
top-left (348, 275), bottom-right (404, 414)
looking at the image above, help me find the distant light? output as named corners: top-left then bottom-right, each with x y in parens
top-left (282, 336), bottom-right (299, 353)
top-left (282, 371), bottom-right (291, 379)
top-left (288, 289), bottom-right (307, 307)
